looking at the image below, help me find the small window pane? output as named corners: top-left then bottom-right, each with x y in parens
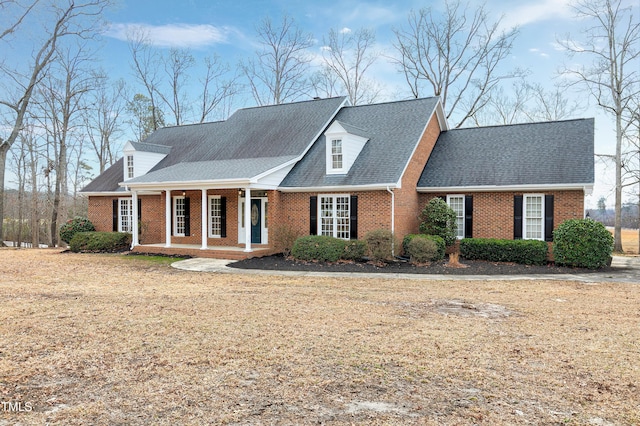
top-left (174, 198), bottom-right (185, 235)
top-left (210, 198), bottom-right (221, 237)
top-left (525, 196), bottom-right (543, 240)
top-left (447, 196), bottom-right (465, 239)
top-left (331, 139), bottom-right (343, 169)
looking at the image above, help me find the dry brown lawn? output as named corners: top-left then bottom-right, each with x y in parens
top-left (621, 228), bottom-right (639, 255)
top-left (0, 249), bottom-right (638, 425)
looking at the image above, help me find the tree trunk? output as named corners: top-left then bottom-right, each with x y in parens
top-left (614, 112), bottom-right (624, 253)
top-left (0, 143), bottom-right (8, 245)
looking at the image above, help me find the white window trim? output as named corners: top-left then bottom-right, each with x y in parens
top-left (118, 198), bottom-right (133, 233)
top-left (318, 194), bottom-right (351, 240)
top-left (523, 194), bottom-right (545, 241)
top-left (326, 136), bottom-right (347, 174)
top-left (126, 155), bottom-right (134, 179)
top-left (173, 196), bottom-right (186, 237)
top-left (208, 195), bottom-right (222, 238)
top-left (446, 194), bottom-right (465, 239)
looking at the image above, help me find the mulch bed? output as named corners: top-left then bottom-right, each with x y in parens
top-left (229, 254), bottom-right (611, 275)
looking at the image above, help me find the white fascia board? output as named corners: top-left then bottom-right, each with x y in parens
top-left (252, 157), bottom-right (298, 182)
top-left (278, 183), bottom-right (398, 193)
top-left (296, 97), bottom-right (350, 163)
top-left (395, 104), bottom-right (444, 189)
top-left (80, 191), bottom-right (130, 197)
top-left (120, 178), bottom-right (253, 191)
top-left (123, 141), bottom-right (135, 152)
top-left (417, 183), bottom-right (594, 193)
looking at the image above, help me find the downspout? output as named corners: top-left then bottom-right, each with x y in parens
top-left (387, 186), bottom-right (395, 257)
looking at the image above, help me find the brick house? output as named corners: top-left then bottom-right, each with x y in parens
top-left (81, 96), bottom-right (594, 259)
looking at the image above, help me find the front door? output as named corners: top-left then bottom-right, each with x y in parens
top-left (250, 199), bottom-right (261, 244)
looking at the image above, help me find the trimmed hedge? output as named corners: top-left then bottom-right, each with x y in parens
top-left (342, 240), bottom-right (367, 261)
top-left (59, 217), bottom-right (95, 244)
top-left (553, 219), bottom-right (613, 269)
top-left (460, 238), bottom-right (548, 265)
top-left (402, 234), bottom-right (445, 261)
top-left (69, 232), bottom-right (132, 253)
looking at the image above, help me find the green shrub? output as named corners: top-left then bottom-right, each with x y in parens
top-left (342, 239), bottom-right (367, 261)
top-left (291, 235), bottom-right (346, 262)
top-left (553, 219), bottom-right (613, 269)
top-left (460, 238), bottom-right (548, 265)
top-left (364, 229), bottom-right (395, 262)
top-left (59, 217), bottom-right (95, 244)
top-left (406, 236), bottom-right (439, 264)
top-left (69, 232), bottom-right (131, 253)
top-left (403, 234), bottom-right (445, 261)
top-left (419, 198), bottom-right (458, 246)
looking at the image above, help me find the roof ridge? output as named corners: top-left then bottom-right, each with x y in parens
top-left (452, 117), bottom-right (593, 131)
top-left (236, 96), bottom-right (347, 112)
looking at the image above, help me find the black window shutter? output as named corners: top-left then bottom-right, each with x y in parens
top-left (464, 195), bottom-right (473, 238)
top-left (184, 197), bottom-right (191, 236)
top-left (350, 195), bottom-right (358, 239)
top-left (310, 196), bottom-right (317, 235)
top-left (137, 198), bottom-right (142, 221)
top-left (514, 195), bottom-right (523, 239)
top-left (112, 199), bottom-right (118, 231)
top-left (437, 195), bottom-right (446, 201)
top-left (220, 197), bottom-right (227, 238)
top-left (545, 195), bottom-right (554, 242)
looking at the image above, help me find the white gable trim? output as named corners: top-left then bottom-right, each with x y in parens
top-left (417, 183), bottom-right (593, 194)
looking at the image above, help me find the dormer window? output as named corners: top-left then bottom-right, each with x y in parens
top-left (126, 155), bottom-right (134, 179)
top-left (331, 139), bottom-right (343, 170)
top-left (324, 121), bottom-right (368, 175)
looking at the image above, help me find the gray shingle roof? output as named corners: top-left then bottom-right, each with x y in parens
top-left (82, 97), bottom-right (346, 190)
top-left (280, 97), bottom-right (440, 188)
top-left (129, 142), bottom-right (171, 154)
top-left (80, 157), bottom-right (125, 193)
top-left (126, 156), bottom-right (297, 184)
top-left (417, 118), bottom-right (595, 189)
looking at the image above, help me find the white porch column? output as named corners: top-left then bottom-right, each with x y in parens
top-left (201, 189), bottom-right (208, 250)
top-left (164, 189), bottom-right (172, 248)
top-left (131, 190), bottom-right (139, 248)
top-left (244, 187), bottom-right (252, 252)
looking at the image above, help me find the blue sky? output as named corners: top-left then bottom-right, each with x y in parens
top-left (5, 0), bottom-right (639, 206)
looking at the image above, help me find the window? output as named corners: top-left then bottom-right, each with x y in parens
top-left (524, 195), bottom-right (543, 240)
top-left (331, 139), bottom-right (343, 170)
top-left (119, 198), bottom-right (133, 233)
top-left (208, 196), bottom-right (222, 237)
top-left (447, 195), bottom-right (465, 239)
top-left (126, 155), bottom-right (134, 179)
top-left (319, 195), bottom-right (350, 239)
top-left (173, 196), bottom-right (186, 236)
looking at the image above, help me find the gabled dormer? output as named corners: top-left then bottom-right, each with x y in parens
top-left (122, 141), bottom-right (171, 181)
top-left (324, 120), bottom-right (369, 175)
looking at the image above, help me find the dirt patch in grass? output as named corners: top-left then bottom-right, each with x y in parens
top-left (1, 248), bottom-right (638, 425)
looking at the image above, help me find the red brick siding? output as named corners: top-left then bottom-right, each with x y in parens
top-left (394, 112), bottom-right (442, 240)
top-left (418, 190), bottom-right (585, 240)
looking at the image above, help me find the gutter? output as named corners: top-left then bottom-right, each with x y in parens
top-left (387, 185), bottom-right (395, 257)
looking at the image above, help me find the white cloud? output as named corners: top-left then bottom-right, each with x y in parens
top-left (499, 0), bottom-right (573, 28)
top-left (105, 23), bottom-right (230, 48)
top-left (339, 27), bottom-right (352, 34)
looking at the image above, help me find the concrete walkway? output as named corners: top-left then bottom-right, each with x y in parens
top-left (171, 256), bottom-right (640, 284)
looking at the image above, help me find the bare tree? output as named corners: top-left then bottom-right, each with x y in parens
top-left (156, 48), bottom-right (195, 126)
top-left (558, 0), bottom-right (639, 252)
top-left (198, 54), bottom-right (240, 122)
top-left (393, 0), bottom-right (521, 128)
top-left (0, 0), bottom-right (39, 40)
top-left (240, 15), bottom-right (313, 105)
top-left (35, 43), bottom-right (96, 246)
top-left (0, 0), bottom-right (109, 243)
top-left (128, 29), bottom-right (165, 131)
top-left (320, 27), bottom-right (380, 105)
top-left (85, 75), bottom-right (127, 174)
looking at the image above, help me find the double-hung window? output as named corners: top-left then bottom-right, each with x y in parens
top-left (173, 196), bottom-right (186, 236)
top-left (126, 155), bottom-right (134, 179)
top-left (447, 195), bottom-right (465, 239)
top-left (319, 195), bottom-right (350, 239)
top-left (209, 196), bottom-right (222, 238)
top-left (119, 198), bottom-right (133, 233)
top-left (331, 139), bottom-right (343, 170)
top-left (523, 195), bottom-right (544, 240)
